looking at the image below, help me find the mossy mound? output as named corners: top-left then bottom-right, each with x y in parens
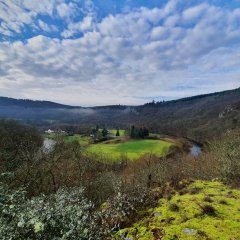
top-left (116, 181), bottom-right (240, 240)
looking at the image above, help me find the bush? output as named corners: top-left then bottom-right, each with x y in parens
top-left (101, 183), bottom-right (150, 230)
top-left (211, 130), bottom-right (240, 183)
top-left (0, 120), bottom-right (43, 171)
top-left (0, 180), bottom-right (106, 240)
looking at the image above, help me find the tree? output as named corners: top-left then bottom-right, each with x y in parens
top-left (116, 129), bottom-right (120, 137)
top-left (102, 128), bottom-right (108, 137)
top-left (138, 128), bottom-right (144, 138)
top-left (130, 126), bottom-right (135, 138)
top-left (0, 119), bottom-right (43, 170)
top-left (129, 126), bottom-right (149, 139)
top-left (143, 127), bottom-right (149, 137)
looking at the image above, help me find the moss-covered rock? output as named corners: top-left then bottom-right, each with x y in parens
top-left (115, 181), bottom-right (240, 240)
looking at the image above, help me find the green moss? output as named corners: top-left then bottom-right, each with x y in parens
top-left (115, 181), bottom-right (240, 240)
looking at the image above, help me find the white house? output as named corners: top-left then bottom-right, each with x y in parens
top-left (45, 129), bottom-right (54, 134)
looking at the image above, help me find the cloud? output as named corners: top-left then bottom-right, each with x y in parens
top-left (182, 3), bottom-right (209, 22)
top-left (0, 0), bottom-right (59, 36)
top-left (56, 2), bottom-right (76, 18)
top-left (38, 20), bottom-right (58, 32)
top-left (61, 15), bottom-right (94, 38)
top-left (0, 0), bottom-right (240, 105)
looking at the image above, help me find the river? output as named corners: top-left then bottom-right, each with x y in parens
top-left (43, 138), bottom-right (55, 152)
top-left (190, 144), bottom-right (202, 157)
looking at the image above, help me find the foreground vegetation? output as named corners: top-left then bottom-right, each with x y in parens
top-left (0, 119), bottom-right (240, 239)
top-left (117, 180), bottom-right (240, 240)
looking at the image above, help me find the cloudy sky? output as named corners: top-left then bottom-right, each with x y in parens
top-left (0, 0), bottom-right (240, 106)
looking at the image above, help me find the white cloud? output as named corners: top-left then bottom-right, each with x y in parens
top-left (61, 15), bottom-right (94, 38)
top-left (0, 0), bottom-right (61, 35)
top-left (182, 3), bottom-right (209, 22)
top-left (0, 1), bottom-right (240, 105)
top-left (56, 2), bottom-right (76, 18)
top-left (38, 20), bottom-right (58, 32)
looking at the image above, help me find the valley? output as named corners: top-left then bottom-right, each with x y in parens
top-left (1, 1), bottom-right (240, 238)
top-left (44, 131), bottom-right (173, 161)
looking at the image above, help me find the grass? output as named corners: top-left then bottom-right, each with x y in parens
top-left (44, 132), bottom-right (172, 161)
top-left (109, 129), bottom-right (125, 136)
top-left (64, 134), bottom-right (90, 146)
top-left (44, 133), bottom-right (90, 146)
top-left (116, 180), bottom-right (240, 240)
top-left (87, 139), bottom-right (172, 161)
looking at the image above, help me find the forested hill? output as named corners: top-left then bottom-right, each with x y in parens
top-left (0, 88), bottom-right (239, 142)
top-left (142, 87), bottom-right (240, 107)
top-left (136, 87), bottom-right (240, 142)
top-left (0, 97), bottom-right (76, 109)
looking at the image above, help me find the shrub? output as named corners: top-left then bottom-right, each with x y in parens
top-left (211, 130), bottom-right (240, 183)
top-left (0, 120), bottom-right (43, 171)
top-left (0, 180), bottom-right (107, 240)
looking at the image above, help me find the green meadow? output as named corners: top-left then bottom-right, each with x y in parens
top-left (44, 133), bottom-right (90, 146)
top-left (45, 131), bottom-right (173, 161)
top-left (109, 129), bottom-right (125, 136)
top-left (88, 139), bottom-right (172, 161)
top-left (63, 134), bottom-right (90, 146)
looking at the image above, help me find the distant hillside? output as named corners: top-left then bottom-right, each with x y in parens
top-left (136, 87), bottom-right (240, 142)
top-left (0, 88), bottom-right (239, 142)
top-left (0, 97), bottom-right (76, 109)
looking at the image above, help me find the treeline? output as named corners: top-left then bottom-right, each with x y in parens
top-left (0, 96), bottom-right (74, 109)
top-left (126, 125), bottom-right (149, 139)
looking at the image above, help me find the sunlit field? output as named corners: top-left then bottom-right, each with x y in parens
top-left (88, 139), bottom-right (172, 161)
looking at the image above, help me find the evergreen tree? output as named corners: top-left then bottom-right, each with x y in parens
top-left (138, 128), bottom-right (144, 138)
top-left (129, 126), bottom-right (149, 139)
top-left (102, 128), bottom-right (108, 137)
top-left (130, 125), bottom-right (135, 138)
top-left (116, 129), bottom-right (120, 136)
top-left (143, 127), bottom-right (149, 137)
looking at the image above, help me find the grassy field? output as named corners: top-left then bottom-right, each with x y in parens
top-left (87, 139), bottom-right (172, 161)
top-left (45, 132), bottom-right (173, 161)
top-left (109, 129), bottom-right (125, 136)
top-left (44, 133), bottom-right (90, 146)
top-left (64, 134), bottom-right (90, 146)
top-left (116, 180), bottom-right (240, 239)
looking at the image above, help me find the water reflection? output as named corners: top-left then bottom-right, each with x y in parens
top-left (190, 144), bottom-right (202, 157)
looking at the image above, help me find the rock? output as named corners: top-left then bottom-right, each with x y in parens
top-left (154, 211), bottom-right (162, 217)
top-left (182, 228), bottom-right (196, 235)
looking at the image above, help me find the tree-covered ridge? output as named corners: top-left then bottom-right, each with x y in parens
top-left (0, 87), bottom-right (239, 143)
top-left (0, 97), bottom-right (76, 109)
top-left (143, 87), bottom-right (240, 107)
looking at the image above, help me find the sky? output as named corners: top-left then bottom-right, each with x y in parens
top-left (0, 0), bottom-right (240, 106)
